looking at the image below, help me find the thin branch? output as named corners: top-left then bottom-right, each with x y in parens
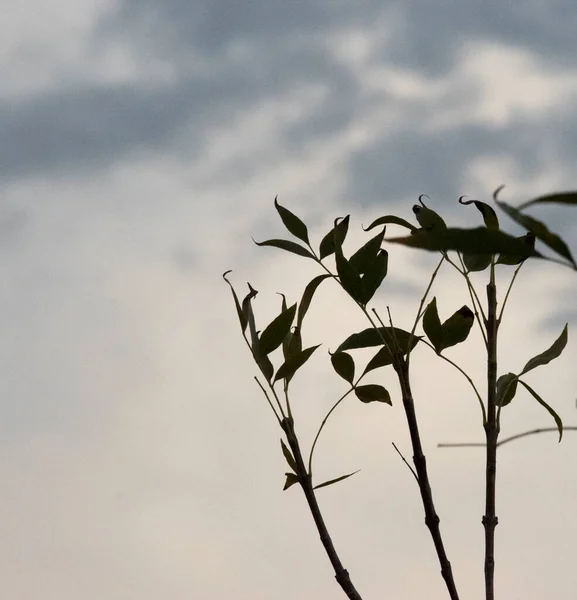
top-left (392, 442), bottom-right (419, 482)
top-left (438, 426), bottom-right (577, 449)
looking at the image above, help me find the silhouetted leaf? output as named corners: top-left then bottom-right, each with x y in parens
top-left (496, 232), bottom-right (536, 266)
top-left (423, 297), bottom-right (443, 353)
top-left (283, 472), bottom-right (300, 491)
top-left (496, 372), bottom-right (518, 407)
top-left (330, 351), bottom-right (355, 384)
top-left (283, 327), bottom-right (302, 362)
top-left (335, 246), bottom-right (365, 303)
top-left (253, 238), bottom-right (315, 259)
top-left (518, 380), bottom-right (563, 441)
top-left (274, 196), bottom-right (309, 243)
top-left (223, 271), bottom-right (248, 332)
top-left (520, 324), bottom-right (568, 375)
top-left (364, 215), bottom-right (417, 233)
top-left (257, 354), bottom-right (274, 382)
top-left (355, 384), bottom-right (391, 404)
top-left (296, 274), bottom-right (331, 329)
top-left (495, 201), bottom-right (576, 268)
top-left (274, 344), bottom-right (320, 382)
top-left (360, 249), bottom-right (388, 304)
top-left (459, 197), bottom-right (499, 229)
top-left (440, 305), bottom-right (474, 350)
top-left (337, 327), bottom-right (421, 354)
top-left (519, 191), bottom-right (577, 210)
top-left (349, 229), bottom-right (386, 274)
top-left (281, 439), bottom-right (297, 473)
top-left (463, 252), bottom-right (492, 272)
top-left (388, 227), bottom-right (543, 258)
top-left (413, 205), bottom-right (447, 231)
top-left (319, 216), bottom-right (350, 259)
top-left (257, 304), bottom-right (297, 358)
top-left (313, 470), bottom-right (360, 490)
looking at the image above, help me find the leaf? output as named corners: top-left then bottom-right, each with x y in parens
top-left (337, 327), bottom-right (420, 354)
top-left (413, 205), bottom-right (447, 231)
top-left (349, 229), bottom-right (386, 275)
top-left (313, 470), bottom-right (360, 490)
top-left (355, 384), bottom-right (392, 404)
top-left (496, 372), bottom-right (518, 407)
top-left (280, 439), bottom-right (297, 473)
top-left (463, 252), bottom-right (492, 272)
top-left (388, 227), bottom-right (543, 259)
top-left (330, 351), bottom-right (355, 384)
top-left (274, 196), bottom-right (310, 244)
top-left (319, 216), bottom-right (350, 259)
top-left (296, 274), bottom-right (331, 329)
top-left (222, 271), bottom-right (248, 332)
top-left (253, 238), bottom-right (315, 259)
top-left (496, 232), bottom-right (535, 266)
top-left (423, 297), bottom-right (443, 353)
top-left (257, 354), bottom-right (274, 382)
top-left (283, 472), bottom-right (300, 491)
top-left (519, 191), bottom-right (577, 210)
top-left (459, 197), bottom-right (499, 229)
top-left (520, 324), bottom-right (568, 375)
top-left (360, 249), bottom-right (388, 304)
top-left (440, 305), bottom-right (474, 350)
top-left (363, 334), bottom-right (420, 374)
top-left (335, 246), bottom-right (365, 304)
top-left (283, 327), bottom-right (302, 362)
top-left (363, 215), bottom-right (417, 233)
top-left (518, 380), bottom-right (563, 442)
top-left (257, 304), bottom-right (297, 358)
top-left (495, 200), bottom-right (576, 268)
top-left (274, 344), bottom-right (320, 382)
top-left (241, 283), bottom-right (259, 335)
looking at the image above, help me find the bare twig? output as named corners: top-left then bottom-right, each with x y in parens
top-left (392, 442), bottom-right (419, 482)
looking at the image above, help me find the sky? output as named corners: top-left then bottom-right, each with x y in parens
top-left (1, 2), bottom-right (577, 599)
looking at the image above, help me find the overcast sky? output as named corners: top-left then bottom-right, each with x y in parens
top-left (2, 2), bottom-right (577, 599)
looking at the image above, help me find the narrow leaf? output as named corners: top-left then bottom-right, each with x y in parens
top-left (520, 324), bottom-right (568, 375)
top-left (335, 246), bottom-right (365, 304)
top-left (313, 470), bottom-right (360, 490)
top-left (274, 344), bottom-right (320, 382)
top-left (349, 229), bottom-right (386, 275)
top-left (222, 271), bottom-right (247, 332)
top-left (253, 238), bottom-right (315, 259)
top-left (495, 200), bottom-right (576, 267)
top-left (519, 191), bottom-right (577, 211)
top-left (440, 305), bottom-right (475, 350)
top-left (283, 327), bottom-right (302, 362)
top-left (283, 472), bottom-right (300, 491)
top-left (496, 372), bottom-right (518, 407)
top-left (319, 216), bottom-right (350, 259)
top-left (423, 297), bottom-right (443, 353)
top-left (337, 327), bottom-right (420, 354)
top-left (364, 215), bottom-right (417, 233)
top-left (355, 384), bottom-right (392, 404)
top-left (330, 351), bottom-right (355, 384)
top-left (257, 354), bottom-right (274, 382)
top-left (459, 197), bottom-right (499, 229)
top-left (363, 334), bottom-right (420, 375)
top-left (257, 304), bottom-right (297, 358)
top-left (281, 439), bottom-right (297, 473)
top-left (518, 380), bottom-right (564, 441)
top-left (296, 274), bottom-right (331, 329)
top-left (274, 197), bottom-right (309, 243)
top-left (388, 227), bottom-right (543, 258)
top-left (360, 249), bottom-right (388, 304)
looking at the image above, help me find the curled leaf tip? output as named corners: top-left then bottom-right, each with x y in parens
top-left (222, 270), bottom-right (233, 281)
top-left (418, 193), bottom-right (430, 205)
top-left (493, 184), bottom-right (506, 201)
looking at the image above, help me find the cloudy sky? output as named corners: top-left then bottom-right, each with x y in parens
top-left (2, 2), bottom-right (577, 599)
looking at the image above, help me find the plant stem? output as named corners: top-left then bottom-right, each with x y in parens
top-left (281, 417), bottom-right (364, 600)
top-left (394, 358), bottom-right (460, 600)
top-left (483, 274), bottom-right (500, 600)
